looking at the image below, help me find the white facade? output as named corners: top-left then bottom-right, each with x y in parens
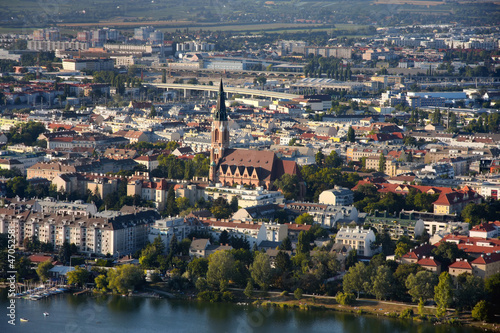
top-left (205, 184), bottom-right (285, 208)
top-left (148, 216), bottom-right (204, 250)
top-left (318, 187), bottom-right (354, 206)
top-left (336, 226), bottom-right (378, 257)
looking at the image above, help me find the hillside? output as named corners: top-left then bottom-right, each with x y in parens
top-left (0, 0), bottom-right (499, 30)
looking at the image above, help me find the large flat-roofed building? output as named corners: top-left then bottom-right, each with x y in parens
top-left (301, 46), bottom-right (352, 59)
top-left (62, 58), bottom-right (114, 71)
top-left (28, 40), bottom-right (89, 51)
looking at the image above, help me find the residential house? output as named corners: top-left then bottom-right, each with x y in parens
top-left (134, 154), bottom-right (160, 171)
top-left (189, 238), bottom-right (211, 258)
top-left (433, 186), bottom-right (482, 215)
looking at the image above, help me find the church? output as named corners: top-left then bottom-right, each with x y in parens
top-left (209, 81), bottom-right (304, 196)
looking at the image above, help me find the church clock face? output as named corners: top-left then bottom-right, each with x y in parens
top-left (214, 148), bottom-right (219, 154)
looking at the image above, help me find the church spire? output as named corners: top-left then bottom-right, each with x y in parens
top-left (215, 79), bottom-right (228, 121)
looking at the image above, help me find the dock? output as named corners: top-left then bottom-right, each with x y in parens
top-left (73, 289), bottom-right (91, 296)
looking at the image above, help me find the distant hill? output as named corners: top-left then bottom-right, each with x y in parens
top-left (1, 0), bottom-right (499, 30)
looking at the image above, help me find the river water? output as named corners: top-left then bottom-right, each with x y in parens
top-left (0, 289), bottom-right (482, 333)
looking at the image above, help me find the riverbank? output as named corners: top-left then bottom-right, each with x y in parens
top-left (85, 282), bottom-right (499, 332)
top-left (249, 293), bottom-right (500, 332)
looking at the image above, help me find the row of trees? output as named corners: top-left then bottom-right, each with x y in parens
top-left (152, 154), bottom-right (210, 180)
top-left (354, 184), bottom-right (439, 214)
top-left (303, 55), bottom-right (352, 80)
top-left (342, 256), bottom-right (499, 321)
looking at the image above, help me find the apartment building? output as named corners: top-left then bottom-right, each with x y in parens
top-left (335, 226), bottom-right (378, 257)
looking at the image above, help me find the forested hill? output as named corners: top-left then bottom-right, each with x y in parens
top-left (1, 0), bottom-right (499, 29)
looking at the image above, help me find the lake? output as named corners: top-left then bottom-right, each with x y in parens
top-left (0, 289), bottom-right (482, 333)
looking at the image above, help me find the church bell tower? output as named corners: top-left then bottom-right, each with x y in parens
top-left (209, 80), bottom-right (229, 183)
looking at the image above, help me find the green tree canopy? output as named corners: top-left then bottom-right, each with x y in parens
top-left (67, 266), bottom-right (90, 288)
top-left (36, 260), bottom-right (53, 282)
top-left (250, 252), bottom-right (272, 290)
top-left (343, 262), bottom-right (369, 298)
top-left (405, 270), bottom-right (438, 303)
top-left (434, 272), bottom-right (453, 318)
top-left (206, 251), bottom-right (236, 291)
top-left (107, 264), bottom-right (144, 294)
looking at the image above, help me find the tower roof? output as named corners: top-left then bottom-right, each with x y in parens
top-left (214, 79), bottom-right (228, 121)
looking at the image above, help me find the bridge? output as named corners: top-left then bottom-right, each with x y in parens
top-left (146, 83), bottom-right (300, 100)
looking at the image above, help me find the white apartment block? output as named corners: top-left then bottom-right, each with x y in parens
top-left (205, 184), bottom-right (285, 208)
top-left (336, 226), bottom-right (378, 257)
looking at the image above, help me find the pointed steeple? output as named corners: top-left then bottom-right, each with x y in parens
top-left (215, 79), bottom-right (228, 121)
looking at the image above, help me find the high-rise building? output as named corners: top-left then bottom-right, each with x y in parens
top-left (77, 31), bottom-right (91, 42)
top-left (91, 29), bottom-right (106, 46)
top-left (134, 26), bottom-right (155, 41)
top-left (149, 30), bottom-right (164, 45)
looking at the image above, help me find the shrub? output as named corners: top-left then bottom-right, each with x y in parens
top-left (294, 288), bottom-right (303, 300)
top-left (222, 291), bottom-right (234, 302)
top-left (336, 292), bottom-right (355, 306)
top-left (400, 308), bottom-right (414, 319)
top-left (197, 291), bottom-right (221, 302)
top-left (471, 300), bottom-right (492, 322)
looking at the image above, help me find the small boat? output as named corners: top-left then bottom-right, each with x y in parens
top-left (43, 312), bottom-right (49, 316)
top-left (20, 318), bottom-right (29, 322)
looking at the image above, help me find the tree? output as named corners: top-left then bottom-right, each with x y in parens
top-left (230, 196), bottom-right (238, 212)
top-left (6, 176), bottom-right (28, 197)
top-left (250, 252), bottom-right (272, 290)
top-left (431, 242), bottom-right (466, 270)
top-left (244, 279), bottom-right (254, 298)
top-left (325, 151), bottom-right (342, 168)
top-left (296, 231), bottom-right (310, 255)
top-left (107, 264), bottom-right (144, 294)
top-left (36, 260), bottom-right (53, 282)
top-left (343, 262), bottom-right (369, 298)
top-left (59, 241), bottom-right (72, 265)
top-left (274, 250), bottom-right (292, 274)
top-left (336, 291), bottom-right (355, 305)
top-left (165, 187), bottom-right (179, 217)
top-left (461, 203), bottom-right (489, 226)
top-left (347, 126), bottom-right (355, 142)
top-left (187, 257), bottom-right (209, 279)
top-left (378, 153), bottom-right (386, 173)
top-left (371, 265), bottom-right (393, 300)
top-left (210, 197), bottom-right (232, 219)
top-left (485, 273), bottom-right (500, 312)
top-left (295, 213), bottom-right (314, 225)
top-left (161, 69), bottom-right (166, 83)
top-left (294, 288), bottom-right (303, 300)
top-left (394, 242), bottom-right (412, 259)
top-left (149, 105), bottom-right (157, 118)
top-left (206, 251), bottom-right (236, 291)
top-left (345, 249), bottom-right (358, 270)
top-left (67, 266), bottom-right (90, 288)
top-left (95, 274), bottom-right (108, 292)
top-left (472, 300), bottom-right (491, 322)
top-left (278, 237), bottom-right (292, 251)
top-left (434, 272), bottom-right (453, 318)
top-left (454, 273), bottom-right (485, 310)
top-left (405, 270), bottom-right (438, 306)
top-left (273, 174), bottom-right (300, 200)
top-left (218, 230), bottom-right (230, 246)
top-left (139, 235), bottom-right (165, 268)
top-left (315, 151), bottom-right (324, 166)
top-left (176, 197), bottom-right (191, 212)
